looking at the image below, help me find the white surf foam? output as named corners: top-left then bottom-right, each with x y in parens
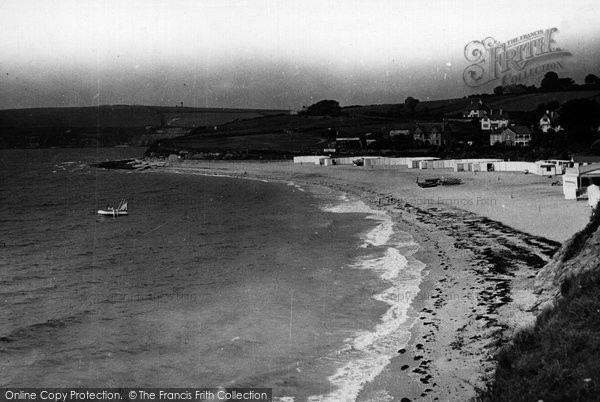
top-left (167, 169), bottom-right (270, 183)
top-left (322, 198), bottom-right (394, 248)
top-left (287, 181), bottom-right (305, 192)
top-left (312, 196), bottom-right (427, 401)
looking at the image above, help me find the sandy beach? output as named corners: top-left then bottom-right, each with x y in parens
top-left (144, 159), bottom-right (590, 401)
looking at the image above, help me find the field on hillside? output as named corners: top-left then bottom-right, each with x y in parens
top-left (163, 112), bottom-right (271, 127)
top-left (151, 113), bottom-right (415, 155)
top-left (343, 90), bottom-right (600, 116)
top-left (0, 105), bottom-right (288, 148)
top-left (0, 105), bottom-right (288, 129)
top-left (0, 105), bottom-right (162, 128)
top-left (173, 131), bottom-right (329, 153)
top-left (344, 97), bottom-right (471, 116)
top-left (484, 90), bottom-right (600, 111)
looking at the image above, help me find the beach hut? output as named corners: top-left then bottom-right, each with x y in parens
top-left (563, 169), bottom-right (579, 199)
top-left (535, 162), bottom-right (557, 176)
top-left (293, 155), bottom-right (327, 165)
top-left (563, 164), bottom-right (600, 200)
top-left (588, 185), bottom-right (600, 208)
top-left (321, 157), bottom-right (333, 166)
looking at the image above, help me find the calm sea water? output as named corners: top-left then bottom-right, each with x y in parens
top-left (0, 149), bottom-right (424, 401)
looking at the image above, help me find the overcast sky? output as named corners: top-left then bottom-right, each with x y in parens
top-left (1, 0), bottom-right (599, 109)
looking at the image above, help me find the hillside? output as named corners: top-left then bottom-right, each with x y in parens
top-left (0, 105), bottom-right (286, 128)
top-left (2, 89), bottom-right (599, 150)
top-left (344, 90), bottom-right (600, 117)
top-left (146, 114), bottom-right (406, 158)
top-left (0, 105), bottom-right (287, 148)
top-left (481, 205), bottom-right (600, 401)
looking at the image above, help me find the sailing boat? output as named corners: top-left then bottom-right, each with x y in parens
top-left (97, 199), bottom-right (128, 217)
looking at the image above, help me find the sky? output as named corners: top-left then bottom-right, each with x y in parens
top-left (1, 0), bottom-right (599, 110)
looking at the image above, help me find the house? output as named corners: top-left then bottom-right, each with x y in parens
top-left (571, 155), bottom-right (600, 167)
top-left (154, 127), bottom-right (191, 137)
top-left (480, 109), bottom-right (509, 131)
top-left (539, 110), bottom-right (562, 133)
top-left (542, 159), bottom-right (573, 174)
top-left (413, 122), bottom-right (448, 146)
top-left (364, 133), bottom-right (378, 147)
top-left (490, 126), bottom-right (532, 146)
top-left (563, 163), bottom-right (600, 199)
top-left (489, 129), bottom-right (504, 146)
top-left (335, 133), bottom-right (364, 150)
top-left (463, 100), bottom-right (488, 118)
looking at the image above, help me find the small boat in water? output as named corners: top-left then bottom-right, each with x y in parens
top-left (97, 199), bottom-right (128, 217)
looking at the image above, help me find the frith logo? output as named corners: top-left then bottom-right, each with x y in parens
top-left (463, 28), bottom-right (571, 88)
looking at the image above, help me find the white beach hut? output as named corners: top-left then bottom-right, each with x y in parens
top-left (588, 184), bottom-right (600, 208)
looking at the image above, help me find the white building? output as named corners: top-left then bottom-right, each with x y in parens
top-left (563, 164), bottom-right (600, 199)
top-left (480, 110), bottom-right (509, 131)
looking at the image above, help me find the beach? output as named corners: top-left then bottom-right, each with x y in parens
top-left (146, 159), bottom-right (590, 400)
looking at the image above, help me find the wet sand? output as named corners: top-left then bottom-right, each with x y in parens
top-left (143, 159), bottom-right (589, 401)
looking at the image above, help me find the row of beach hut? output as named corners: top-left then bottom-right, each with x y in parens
top-left (293, 155), bottom-right (600, 202)
top-left (292, 156), bottom-right (564, 176)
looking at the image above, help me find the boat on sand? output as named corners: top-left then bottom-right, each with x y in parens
top-left (416, 177), bottom-right (462, 188)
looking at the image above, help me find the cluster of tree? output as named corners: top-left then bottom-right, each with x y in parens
top-left (488, 71), bottom-right (600, 96)
top-left (299, 100), bottom-right (342, 116)
top-left (559, 98), bottom-right (600, 144)
top-left (492, 84), bottom-right (538, 95)
top-left (540, 72), bottom-right (575, 91)
top-left (384, 96), bottom-right (420, 117)
top-left (404, 97), bottom-right (420, 113)
top-left (585, 74), bottom-right (600, 86)
top-left (529, 97), bottom-right (600, 149)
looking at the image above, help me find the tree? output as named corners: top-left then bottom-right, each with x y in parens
top-left (493, 86), bottom-right (504, 95)
top-left (405, 96), bottom-right (420, 114)
top-left (541, 72), bottom-right (560, 91)
top-left (302, 100), bottom-right (342, 116)
top-left (559, 99), bottom-right (600, 145)
top-left (541, 71), bottom-right (575, 91)
top-left (559, 77), bottom-right (575, 89)
top-left (585, 74), bottom-right (600, 86)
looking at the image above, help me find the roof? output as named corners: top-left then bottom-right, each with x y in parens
top-left (503, 125), bottom-right (532, 135)
top-left (573, 155), bottom-right (600, 163)
top-left (578, 163), bottom-right (600, 175)
top-left (485, 112), bottom-right (509, 120)
top-left (541, 110), bottom-right (560, 120)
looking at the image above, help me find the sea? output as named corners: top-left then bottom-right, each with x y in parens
top-left (0, 148), bottom-right (425, 401)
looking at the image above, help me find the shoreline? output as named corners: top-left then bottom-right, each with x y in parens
top-left (137, 159), bottom-right (586, 400)
top-left (310, 195), bottom-right (426, 401)
top-left (155, 163), bottom-right (429, 400)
